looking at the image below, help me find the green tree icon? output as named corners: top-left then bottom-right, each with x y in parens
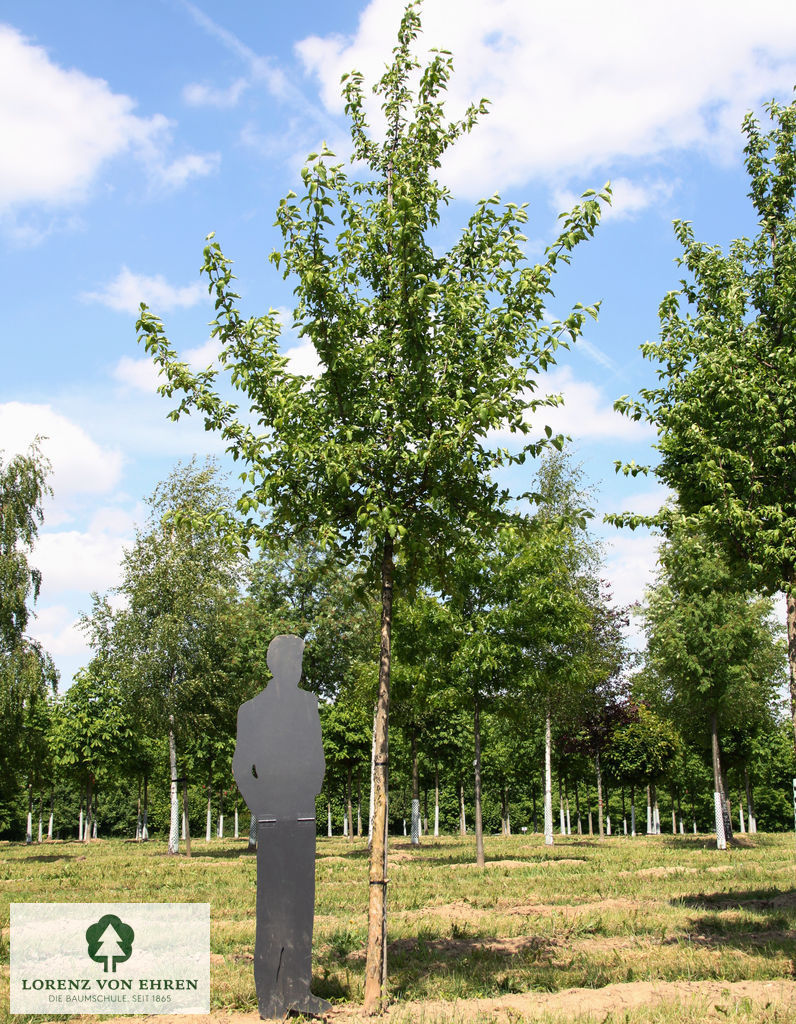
top-left (86, 915), bottom-right (134, 972)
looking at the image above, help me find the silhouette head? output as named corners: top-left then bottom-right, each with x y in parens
top-left (266, 634), bottom-right (305, 688)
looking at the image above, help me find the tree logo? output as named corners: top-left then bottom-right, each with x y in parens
top-left (85, 915), bottom-right (134, 973)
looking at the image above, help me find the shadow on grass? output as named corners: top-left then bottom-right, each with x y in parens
top-left (675, 887), bottom-right (796, 912)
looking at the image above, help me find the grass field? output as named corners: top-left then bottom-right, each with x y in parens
top-left (1, 832), bottom-right (795, 1022)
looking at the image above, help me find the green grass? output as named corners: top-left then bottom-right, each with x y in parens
top-left (1, 832), bottom-right (795, 1021)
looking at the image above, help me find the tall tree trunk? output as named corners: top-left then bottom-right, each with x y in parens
top-left (84, 774), bottom-right (94, 844)
top-left (559, 774), bottom-right (565, 835)
top-left (218, 788), bottom-right (224, 838)
top-left (364, 535), bottom-right (393, 1014)
top-left (206, 765), bottom-right (213, 842)
top-left (621, 784), bottom-right (627, 836)
top-left (327, 799), bottom-right (332, 838)
top-left (595, 752), bottom-right (604, 840)
top-left (458, 781), bottom-right (466, 835)
top-left (92, 790), bottom-right (98, 839)
top-left (744, 767), bottom-right (757, 834)
top-left (564, 778), bottom-right (571, 835)
top-left (168, 715), bottom-right (180, 854)
top-left (26, 780), bottom-right (33, 844)
top-left (78, 787), bottom-right (84, 841)
top-left (37, 795), bottom-right (43, 843)
top-left (47, 789), bottom-right (54, 840)
top-left (646, 785), bottom-right (652, 834)
top-left (473, 689), bottom-right (485, 868)
top-left (630, 784), bottom-right (636, 837)
top-left (410, 729), bottom-right (420, 846)
top-left (142, 775), bottom-right (149, 841)
top-left (434, 765), bottom-right (439, 837)
top-left (787, 588), bottom-right (796, 756)
top-left (347, 762), bottom-right (354, 843)
top-left (358, 772), bottom-right (363, 837)
top-left (575, 780), bottom-right (582, 835)
top-left (234, 795), bottom-right (239, 839)
top-left (182, 777), bottom-right (191, 857)
top-left (544, 706), bottom-right (554, 846)
top-left (710, 711), bottom-right (730, 849)
top-left (738, 786), bottom-right (746, 833)
top-left (136, 777), bottom-right (142, 840)
top-left (587, 782), bottom-right (593, 836)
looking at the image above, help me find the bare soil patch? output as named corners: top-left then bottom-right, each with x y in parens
top-left (78, 979), bottom-right (796, 1024)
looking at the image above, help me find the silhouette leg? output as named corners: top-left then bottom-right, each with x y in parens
top-left (255, 819), bottom-right (329, 1019)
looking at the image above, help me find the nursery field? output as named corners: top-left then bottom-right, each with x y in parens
top-left (1, 833), bottom-right (795, 1023)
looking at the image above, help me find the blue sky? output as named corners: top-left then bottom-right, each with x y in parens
top-left (2, 0), bottom-right (796, 687)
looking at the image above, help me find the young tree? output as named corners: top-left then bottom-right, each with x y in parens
top-left (639, 523), bottom-right (785, 847)
top-left (611, 96), bottom-right (796, 751)
top-left (82, 459), bottom-right (242, 854)
top-left (136, 5), bottom-right (606, 1007)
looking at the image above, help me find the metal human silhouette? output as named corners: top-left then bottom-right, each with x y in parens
top-left (233, 635), bottom-right (330, 1019)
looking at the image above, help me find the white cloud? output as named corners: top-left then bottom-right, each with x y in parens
top-left (284, 340), bottom-right (321, 377)
top-left (553, 177), bottom-right (675, 222)
top-left (152, 151), bottom-right (221, 189)
top-left (30, 605), bottom-right (87, 665)
top-left (112, 338), bottom-right (221, 394)
top-left (0, 24), bottom-right (219, 216)
top-left (84, 266), bottom-right (205, 314)
top-left (34, 528), bottom-right (128, 594)
top-left (0, 403), bottom-right (123, 518)
top-left (183, 77), bottom-right (249, 108)
top-left (296, 0), bottom-right (796, 197)
top-left (508, 367), bottom-right (655, 442)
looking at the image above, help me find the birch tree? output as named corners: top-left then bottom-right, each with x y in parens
top-left (136, 4), bottom-right (606, 1006)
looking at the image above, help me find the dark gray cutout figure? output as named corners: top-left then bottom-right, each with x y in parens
top-left (233, 634), bottom-right (330, 1019)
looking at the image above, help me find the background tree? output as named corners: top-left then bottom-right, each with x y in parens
top-left (611, 96), bottom-right (796, 751)
top-left (136, 3), bottom-right (607, 1006)
top-left (639, 522), bottom-right (785, 847)
top-left (82, 459), bottom-right (242, 854)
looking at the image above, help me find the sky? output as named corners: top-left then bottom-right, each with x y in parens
top-left (2, 0), bottom-right (796, 688)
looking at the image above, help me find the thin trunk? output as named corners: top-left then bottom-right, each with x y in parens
top-left (458, 781), bottom-right (466, 835)
top-left (744, 768), bottom-right (757, 834)
top-left (787, 589), bottom-right (796, 757)
top-left (587, 781), bottom-right (593, 836)
top-left (47, 790), bottom-right (54, 840)
top-left (327, 799), bottom-right (332, 838)
top-left (622, 785), bottom-right (627, 836)
top-left (559, 774), bottom-right (565, 835)
top-left (423, 788), bottom-right (428, 836)
top-left (78, 788), bottom-right (84, 841)
top-left (531, 779), bottom-right (537, 833)
top-left (182, 777), bottom-right (191, 857)
top-left (710, 711), bottom-right (729, 849)
top-left (347, 762), bottom-right (354, 843)
top-left (410, 729), bottom-right (420, 846)
top-left (136, 777), bottom-right (142, 841)
top-left (434, 765), bottom-right (440, 837)
top-left (652, 783), bottom-right (660, 834)
top-left (738, 787), bottom-right (746, 833)
top-left (218, 788), bottom-right (224, 838)
top-left (595, 752), bottom-right (604, 840)
top-left (544, 706), bottom-right (554, 846)
top-left (575, 780), bottom-right (582, 835)
top-left (92, 791), bottom-right (98, 839)
top-left (671, 790), bottom-right (677, 834)
top-left (646, 785), bottom-right (652, 834)
top-left (630, 784), bottom-right (636, 837)
top-left (564, 778), bottom-right (571, 836)
top-left (37, 795), bottom-right (43, 843)
top-left (84, 774), bottom-right (94, 844)
top-left (26, 782), bottom-right (33, 844)
top-left (363, 535), bottom-right (393, 1014)
top-left (234, 796), bottom-right (239, 839)
top-left (358, 772), bottom-right (363, 837)
top-left (473, 690), bottom-right (485, 868)
top-left (168, 715), bottom-right (179, 855)
top-left (206, 766), bottom-right (212, 842)
top-left (142, 775), bottom-right (149, 841)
